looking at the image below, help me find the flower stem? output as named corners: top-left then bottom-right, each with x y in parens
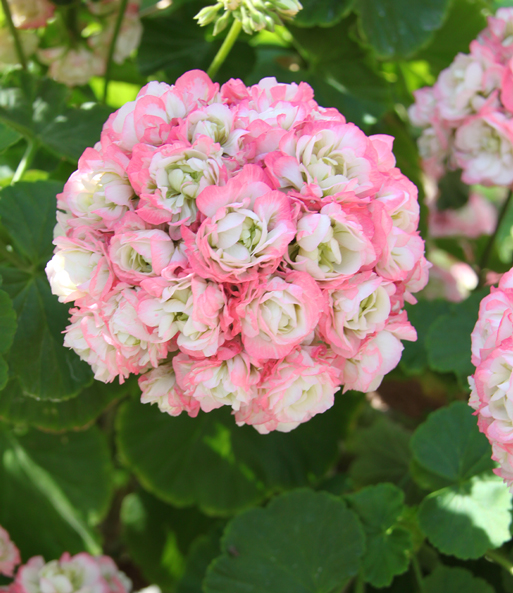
top-left (11, 139), bottom-right (37, 185)
top-left (102, 0), bottom-right (129, 104)
top-left (411, 555), bottom-right (424, 592)
top-left (486, 548), bottom-right (513, 574)
top-left (0, 0), bottom-right (27, 70)
top-left (478, 188), bottom-right (513, 287)
top-left (206, 18), bottom-right (242, 80)
top-left (353, 572), bottom-right (365, 593)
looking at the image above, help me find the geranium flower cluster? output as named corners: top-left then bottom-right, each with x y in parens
top-left (470, 269), bottom-right (513, 490)
top-left (0, 0), bottom-right (142, 86)
top-left (409, 8), bottom-right (513, 187)
top-left (0, 524), bottom-right (131, 593)
top-left (46, 70), bottom-right (429, 433)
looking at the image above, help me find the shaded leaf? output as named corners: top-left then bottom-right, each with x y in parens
top-left (116, 391), bottom-right (361, 515)
top-left (346, 484), bottom-right (413, 587)
top-left (293, 0), bottom-right (354, 27)
top-left (424, 565), bottom-right (495, 593)
top-left (204, 489), bottom-right (365, 593)
top-left (0, 288), bottom-right (16, 390)
top-left (176, 527), bottom-right (223, 593)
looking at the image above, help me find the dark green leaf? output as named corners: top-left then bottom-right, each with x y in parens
top-left (354, 0), bottom-right (451, 58)
top-left (349, 417), bottom-right (415, 494)
top-left (0, 180), bottom-right (62, 264)
top-left (426, 290), bottom-right (488, 386)
top-left (415, 0), bottom-right (489, 75)
top-left (204, 489), bottom-right (365, 593)
top-left (0, 378), bottom-right (130, 431)
top-left (0, 72), bottom-right (112, 161)
top-left (0, 121), bottom-right (21, 153)
top-left (424, 565), bottom-right (495, 593)
top-left (176, 527), bottom-right (223, 593)
top-left (0, 181), bottom-right (92, 400)
top-left (418, 474), bottom-right (512, 559)
top-left (437, 169), bottom-right (470, 211)
top-left (0, 422), bottom-right (112, 559)
top-left (346, 484), bottom-right (413, 587)
top-left (293, 0), bottom-right (354, 27)
top-left (410, 401), bottom-right (495, 491)
top-left (121, 490), bottom-right (216, 590)
top-left (138, 1), bottom-right (256, 83)
top-left (1, 269), bottom-right (92, 401)
top-left (0, 288), bottom-right (16, 390)
top-left (116, 391), bottom-right (362, 515)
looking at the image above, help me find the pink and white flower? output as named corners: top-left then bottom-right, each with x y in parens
top-left (0, 525), bottom-right (20, 578)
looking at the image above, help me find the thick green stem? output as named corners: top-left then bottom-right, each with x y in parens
top-left (11, 139), bottom-right (37, 185)
top-left (411, 555), bottom-right (424, 592)
top-left (62, 3), bottom-right (81, 47)
top-left (207, 19), bottom-right (242, 80)
top-left (486, 549), bottom-right (513, 574)
top-left (478, 189), bottom-right (513, 287)
top-left (353, 572), bottom-right (365, 593)
top-left (0, 0), bottom-right (27, 69)
top-left (103, 0), bottom-right (129, 104)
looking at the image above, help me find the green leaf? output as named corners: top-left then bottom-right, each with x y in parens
top-left (346, 484), bottom-right (413, 587)
top-left (121, 490), bottom-right (216, 590)
top-left (437, 170), bottom-right (470, 211)
top-left (116, 391), bottom-right (362, 516)
top-left (418, 474), bottom-right (512, 559)
top-left (0, 288), bottom-right (16, 390)
top-left (0, 422), bottom-right (113, 559)
top-left (354, 0), bottom-right (451, 58)
top-left (0, 72), bottom-right (112, 162)
top-left (415, 0), bottom-right (489, 75)
top-left (401, 300), bottom-right (452, 375)
top-left (349, 417), bottom-right (415, 494)
top-left (0, 121), bottom-right (21, 153)
top-left (0, 181), bottom-right (93, 400)
top-left (410, 401), bottom-right (495, 491)
top-left (138, 1), bottom-right (256, 83)
top-left (293, 0), bottom-right (354, 27)
top-left (426, 290), bottom-right (488, 386)
top-left (0, 180), bottom-right (62, 264)
top-left (0, 378), bottom-right (131, 431)
top-left (424, 565), bottom-right (495, 593)
top-left (176, 527), bottom-right (224, 593)
top-left (204, 489), bottom-right (365, 593)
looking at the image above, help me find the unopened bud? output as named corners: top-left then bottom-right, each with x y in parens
top-left (195, 3), bottom-right (223, 27)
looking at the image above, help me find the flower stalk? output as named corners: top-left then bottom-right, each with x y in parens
top-left (103, 0), bottom-right (129, 103)
top-left (207, 18), bottom-right (242, 80)
top-left (0, 0), bottom-right (27, 69)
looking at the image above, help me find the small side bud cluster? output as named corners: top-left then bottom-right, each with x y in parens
top-left (195, 0), bottom-right (302, 36)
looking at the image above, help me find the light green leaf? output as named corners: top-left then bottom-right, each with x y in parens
top-left (0, 421), bottom-right (113, 559)
top-left (0, 121), bottom-right (21, 153)
top-left (116, 392), bottom-right (361, 515)
top-left (424, 565), bottom-right (495, 593)
top-left (204, 489), bottom-right (365, 593)
top-left (410, 401), bottom-right (495, 491)
top-left (354, 0), bottom-right (451, 58)
top-left (418, 474), bottom-right (512, 559)
top-left (346, 484), bottom-right (413, 587)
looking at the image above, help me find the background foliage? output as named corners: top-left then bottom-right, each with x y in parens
top-left (2, 0), bottom-right (513, 591)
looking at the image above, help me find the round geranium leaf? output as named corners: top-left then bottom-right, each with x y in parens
top-left (410, 401), bottom-right (494, 491)
top-left (116, 393), bottom-right (359, 516)
top-left (204, 489), bottom-right (365, 593)
top-left (345, 483), bottom-right (413, 587)
top-left (418, 474), bottom-right (512, 559)
top-left (424, 565), bottom-right (494, 593)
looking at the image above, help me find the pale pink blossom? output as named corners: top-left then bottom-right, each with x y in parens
top-left (234, 271), bottom-right (323, 360)
top-left (429, 192), bottom-right (497, 238)
top-left (185, 166), bottom-right (295, 283)
top-left (38, 46), bottom-right (105, 87)
top-left (139, 363), bottom-right (199, 417)
top-left (236, 347), bottom-right (338, 433)
top-left (0, 526), bottom-right (20, 578)
top-left (8, 0), bottom-right (54, 29)
top-left (479, 8), bottom-right (513, 65)
top-left (408, 87), bottom-right (437, 128)
top-left (89, 10), bottom-right (142, 65)
top-left (0, 28), bottom-right (38, 65)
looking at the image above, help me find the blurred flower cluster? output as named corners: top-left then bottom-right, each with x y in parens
top-left (0, 0), bottom-right (142, 86)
